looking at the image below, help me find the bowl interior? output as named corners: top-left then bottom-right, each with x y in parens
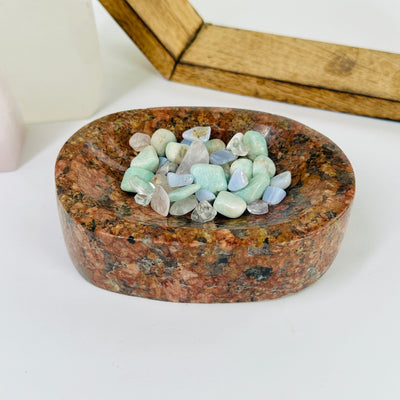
top-left (55, 107), bottom-right (355, 236)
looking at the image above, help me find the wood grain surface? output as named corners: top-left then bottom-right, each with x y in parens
top-left (172, 63), bottom-right (400, 120)
top-left (178, 24), bottom-right (400, 102)
top-left (99, 0), bottom-right (176, 78)
top-left (99, 0), bottom-right (400, 120)
top-left (126, 0), bottom-right (202, 59)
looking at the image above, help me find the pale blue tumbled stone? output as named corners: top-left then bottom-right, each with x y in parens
top-left (233, 174), bottom-right (270, 204)
top-left (262, 186), bottom-right (286, 205)
top-left (270, 171), bottom-right (291, 189)
top-left (196, 189), bottom-right (216, 202)
top-left (169, 183), bottom-right (201, 202)
top-left (130, 145), bottom-right (159, 172)
top-left (182, 126), bottom-right (211, 142)
top-left (209, 149), bottom-right (237, 165)
top-left (181, 139), bottom-right (192, 146)
top-left (230, 158), bottom-right (253, 180)
top-left (213, 191), bottom-right (247, 219)
top-left (158, 156), bottom-right (168, 169)
top-left (226, 132), bottom-right (248, 156)
top-left (190, 163), bottom-right (227, 194)
top-left (228, 168), bottom-right (248, 191)
top-left (167, 172), bottom-right (194, 187)
top-left (243, 131), bottom-right (268, 160)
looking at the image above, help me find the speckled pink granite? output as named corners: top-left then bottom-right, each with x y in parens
top-left (55, 107), bottom-right (355, 302)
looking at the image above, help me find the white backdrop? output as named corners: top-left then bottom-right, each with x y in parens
top-left (1, 1), bottom-right (399, 399)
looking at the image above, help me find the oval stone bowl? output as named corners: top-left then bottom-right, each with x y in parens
top-left (55, 107), bottom-right (355, 303)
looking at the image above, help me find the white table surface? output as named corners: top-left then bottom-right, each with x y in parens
top-left (1, 1), bottom-right (400, 399)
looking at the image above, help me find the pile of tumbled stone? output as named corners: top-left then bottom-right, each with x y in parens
top-left (121, 127), bottom-right (291, 222)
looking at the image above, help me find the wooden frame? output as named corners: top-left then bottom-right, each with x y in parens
top-left (99, 0), bottom-right (400, 120)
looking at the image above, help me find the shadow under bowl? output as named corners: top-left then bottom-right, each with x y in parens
top-left (55, 107), bottom-right (355, 303)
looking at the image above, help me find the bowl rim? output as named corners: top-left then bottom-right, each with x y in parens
top-left (55, 106), bottom-right (356, 243)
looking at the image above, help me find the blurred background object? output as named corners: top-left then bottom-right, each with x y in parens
top-left (0, 0), bottom-right (102, 124)
top-left (0, 76), bottom-right (23, 171)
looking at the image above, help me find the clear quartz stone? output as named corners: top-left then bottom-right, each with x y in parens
top-left (170, 195), bottom-right (198, 216)
top-left (129, 175), bottom-right (154, 196)
top-left (157, 160), bottom-right (178, 175)
top-left (247, 200), bottom-right (269, 215)
top-left (158, 156), bottom-right (168, 169)
top-left (135, 193), bottom-right (152, 206)
top-left (150, 185), bottom-right (170, 216)
top-left (176, 139), bottom-right (209, 174)
top-left (191, 200), bottom-right (217, 223)
top-left (261, 127), bottom-right (271, 139)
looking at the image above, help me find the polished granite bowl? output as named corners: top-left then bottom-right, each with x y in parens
top-left (55, 107), bottom-right (355, 302)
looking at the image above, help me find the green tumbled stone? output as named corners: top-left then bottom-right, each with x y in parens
top-left (205, 138), bottom-right (226, 154)
top-left (230, 158), bottom-right (253, 180)
top-left (165, 142), bottom-right (189, 164)
top-left (130, 145), bottom-right (159, 172)
top-left (253, 155), bottom-right (276, 177)
top-left (121, 167), bottom-right (155, 191)
top-left (150, 128), bottom-right (177, 156)
top-left (213, 191), bottom-right (247, 218)
top-left (190, 163), bottom-right (227, 194)
top-left (128, 175), bottom-right (154, 195)
top-left (169, 183), bottom-right (201, 202)
top-left (243, 131), bottom-right (268, 160)
top-left (221, 163), bottom-right (231, 181)
top-left (233, 173), bottom-right (270, 204)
